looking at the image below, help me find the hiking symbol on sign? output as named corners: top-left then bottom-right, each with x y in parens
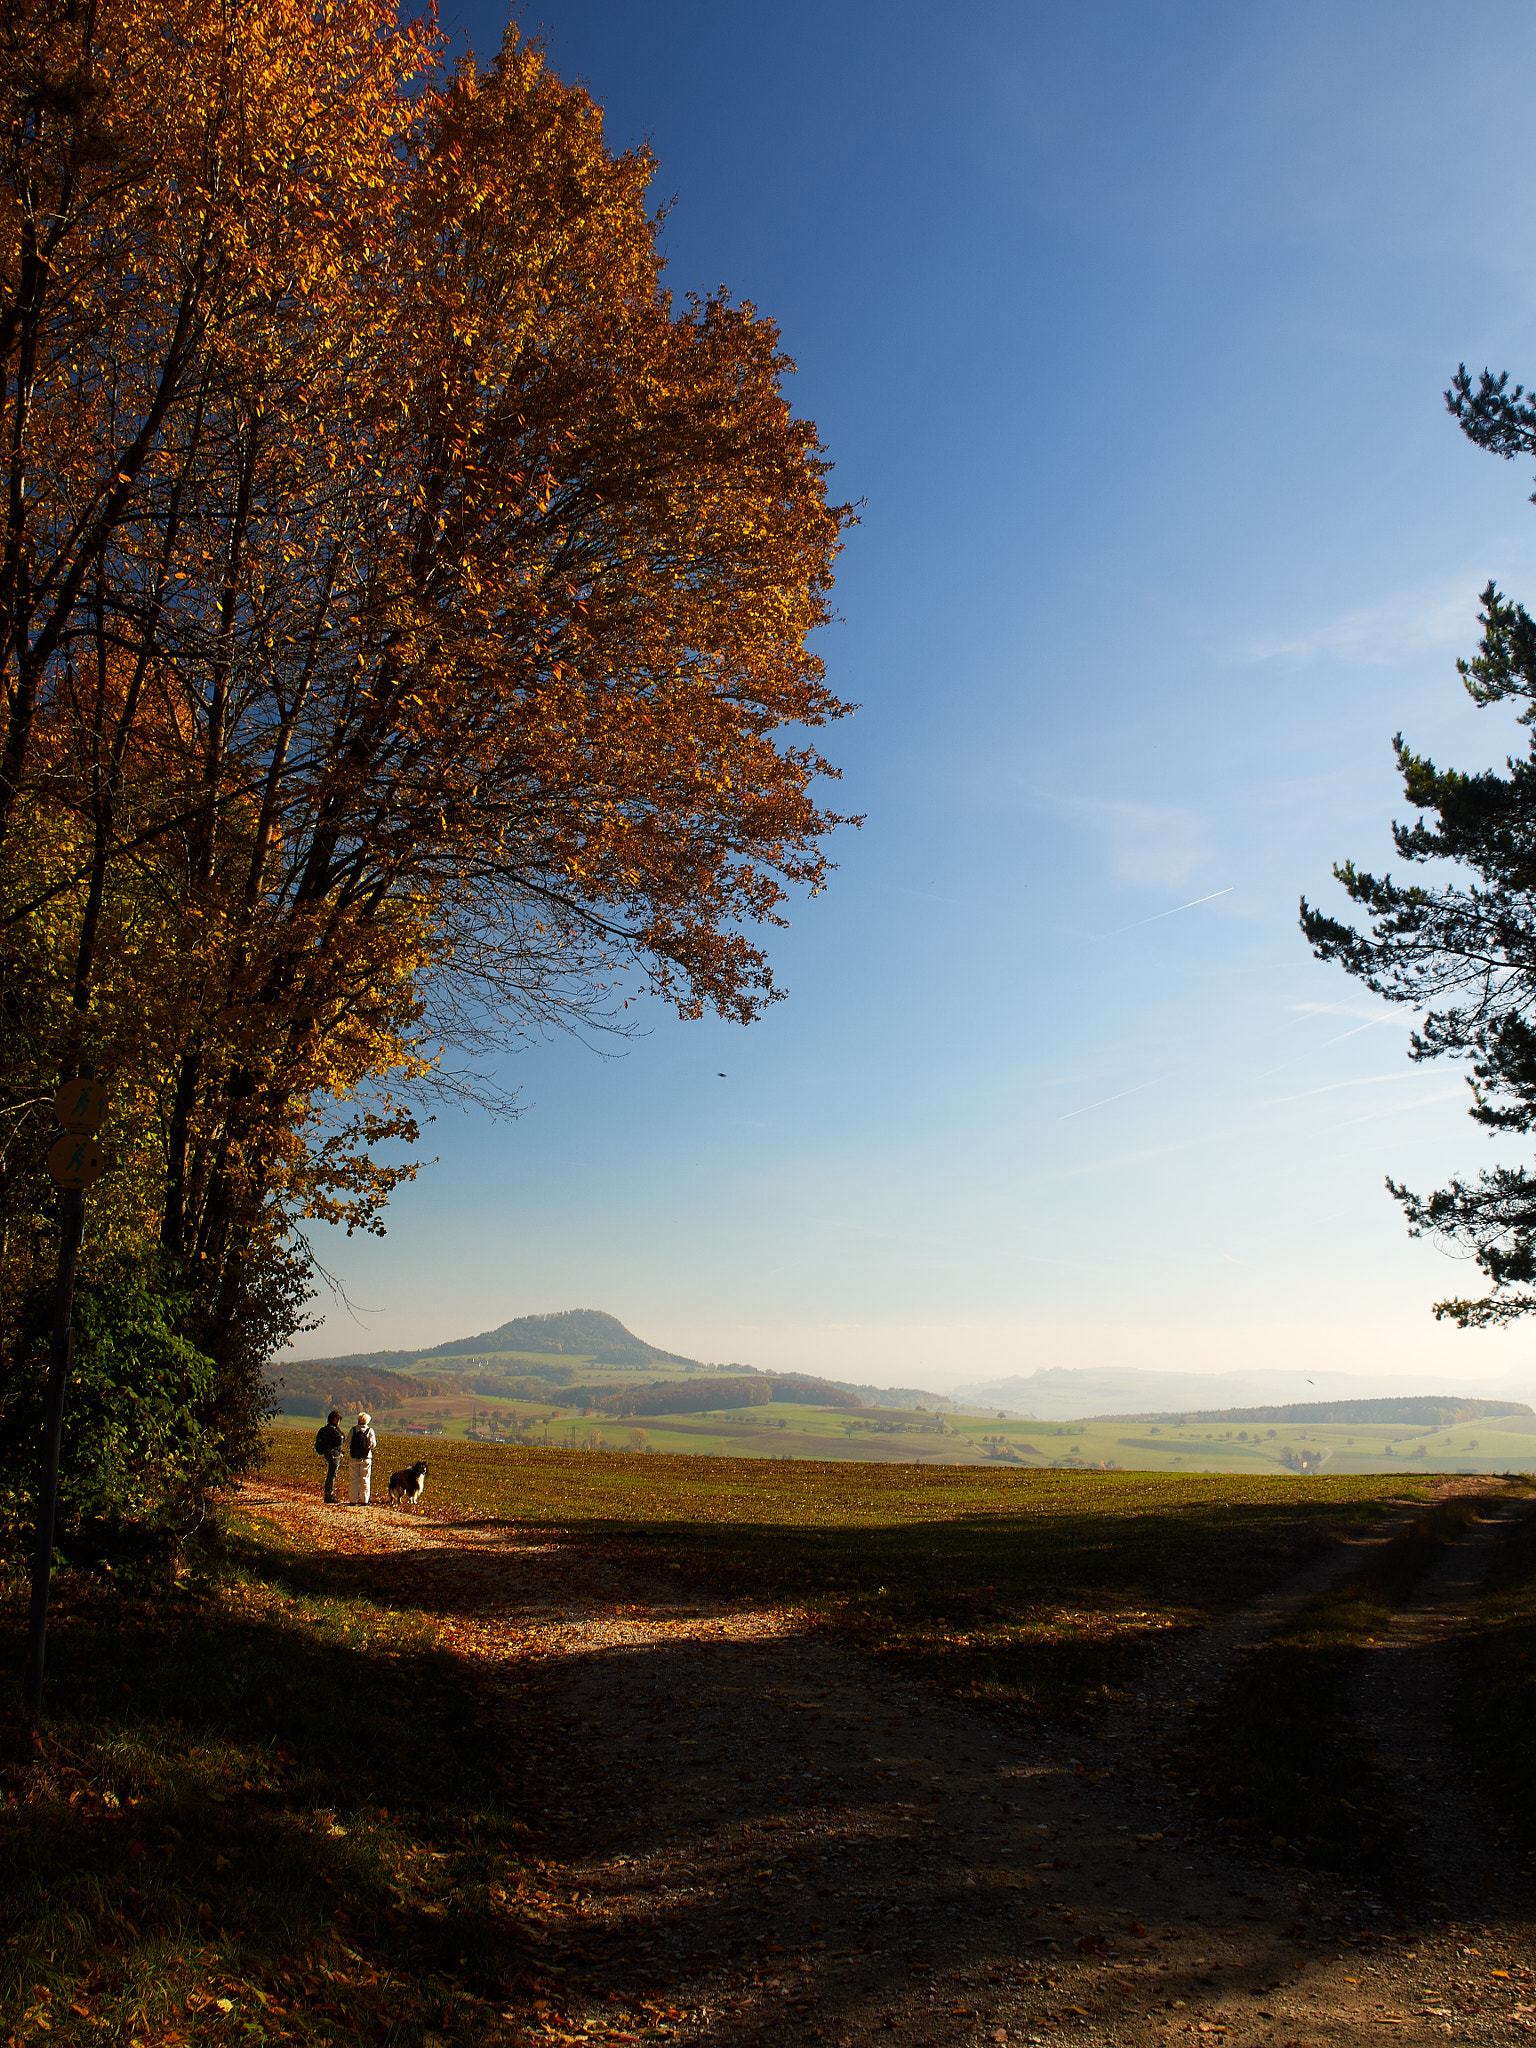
top-left (53, 1077), bottom-right (109, 1133)
top-left (46, 1133), bottom-right (106, 1189)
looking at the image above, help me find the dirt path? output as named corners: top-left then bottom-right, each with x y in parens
top-left (1093, 1497), bottom-right (1433, 1770)
top-left (1351, 1500), bottom-right (1534, 1914)
top-left (240, 1483), bottom-right (1536, 2048)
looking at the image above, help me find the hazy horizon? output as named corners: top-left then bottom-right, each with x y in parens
top-left (287, 1304), bottom-right (1536, 1403)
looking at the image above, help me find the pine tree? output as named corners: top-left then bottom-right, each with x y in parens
top-left (1300, 365), bottom-right (1536, 1325)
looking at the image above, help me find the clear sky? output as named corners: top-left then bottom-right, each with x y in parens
top-left (293, 0), bottom-right (1536, 1393)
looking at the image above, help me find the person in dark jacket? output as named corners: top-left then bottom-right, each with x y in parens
top-left (314, 1409), bottom-right (344, 1503)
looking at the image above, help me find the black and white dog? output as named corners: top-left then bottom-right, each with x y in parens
top-left (388, 1460), bottom-right (429, 1510)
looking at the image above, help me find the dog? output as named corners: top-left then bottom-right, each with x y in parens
top-left (388, 1460), bottom-right (429, 1510)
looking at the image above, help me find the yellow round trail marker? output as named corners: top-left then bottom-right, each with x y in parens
top-left (46, 1133), bottom-right (106, 1188)
top-left (52, 1077), bottom-right (109, 1134)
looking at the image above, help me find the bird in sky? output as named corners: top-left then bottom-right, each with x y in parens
top-left (717, 1072), bottom-right (727, 1078)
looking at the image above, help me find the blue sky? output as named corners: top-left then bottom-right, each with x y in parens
top-left (296, 1), bottom-right (1536, 1390)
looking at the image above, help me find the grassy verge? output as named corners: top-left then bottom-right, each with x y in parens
top-left (264, 1434), bottom-right (1445, 1719)
top-left (1456, 1496), bottom-right (1536, 1850)
top-left (1184, 1492), bottom-right (1504, 1881)
top-left (0, 1508), bottom-right (577, 2047)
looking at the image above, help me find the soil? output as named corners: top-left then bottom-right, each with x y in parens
top-left (240, 1480), bottom-right (1536, 2048)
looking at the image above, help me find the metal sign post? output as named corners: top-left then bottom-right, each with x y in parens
top-left (23, 1072), bottom-right (109, 1722)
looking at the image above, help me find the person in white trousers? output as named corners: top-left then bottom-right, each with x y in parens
top-left (348, 1411), bottom-right (376, 1504)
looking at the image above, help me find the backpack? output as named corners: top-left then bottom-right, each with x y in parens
top-left (349, 1425), bottom-right (371, 1459)
top-left (314, 1425), bottom-right (329, 1457)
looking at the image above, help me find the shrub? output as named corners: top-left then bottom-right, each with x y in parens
top-left (0, 1253), bottom-right (226, 1562)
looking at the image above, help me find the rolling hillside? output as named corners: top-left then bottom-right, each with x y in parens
top-left (420, 1308), bottom-right (699, 1368)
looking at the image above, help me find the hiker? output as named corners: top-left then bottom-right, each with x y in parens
top-left (314, 1408), bottom-right (344, 1503)
top-left (348, 1411), bottom-right (377, 1505)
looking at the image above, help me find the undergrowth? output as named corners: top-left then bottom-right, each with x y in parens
top-left (0, 1510), bottom-right (569, 2047)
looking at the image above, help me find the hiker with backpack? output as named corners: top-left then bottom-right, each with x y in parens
top-left (314, 1409), bottom-right (344, 1504)
top-left (348, 1411), bottom-right (377, 1505)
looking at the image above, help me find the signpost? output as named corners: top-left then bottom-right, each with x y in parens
top-left (23, 1070), bottom-right (108, 1721)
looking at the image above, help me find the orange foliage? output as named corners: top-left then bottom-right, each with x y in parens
top-left (0, 4), bottom-right (854, 1362)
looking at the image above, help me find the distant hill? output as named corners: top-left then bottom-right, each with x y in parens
top-left (828, 1381), bottom-right (957, 1412)
top-left (272, 1309), bottom-right (698, 1394)
top-left (420, 1308), bottom-right (699, 1368)
top-left (951, 1364), bottom-right (1536, 1421)
top-left (280, 1311), bottom-right (965, 1407)
top-left (1135, 1396), bottom-right (1534, 1429)
top-left (273, 1347), bottom-right (426, 1377)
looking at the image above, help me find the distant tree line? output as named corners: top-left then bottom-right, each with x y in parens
top-left (269, 1363), bottom-right (449, 1415)
top-left (596, 1372), bottom-right (862, 1417)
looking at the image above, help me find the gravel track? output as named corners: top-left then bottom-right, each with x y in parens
top-left (238, 1481), bottom-right (1535, 2048)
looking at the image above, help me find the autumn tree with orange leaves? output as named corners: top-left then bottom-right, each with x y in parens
top-left (0, 0), bottom-right (853, 1531)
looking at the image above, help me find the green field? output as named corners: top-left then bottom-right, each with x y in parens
top-left (274, 1393), bottom-right (972, 1463)
top-left (906, 1408), bottom-right (1536, 1474)
top-left (272, 1357), bottom-right (1536, 1472)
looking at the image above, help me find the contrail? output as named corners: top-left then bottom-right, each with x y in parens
top-left (1058, 1077), bottom-right (1163, 1122)
top-left (1249, 1018), bottom-right (1393, 1086)
top-left (1107, 886), bottom-right (1233, 937)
